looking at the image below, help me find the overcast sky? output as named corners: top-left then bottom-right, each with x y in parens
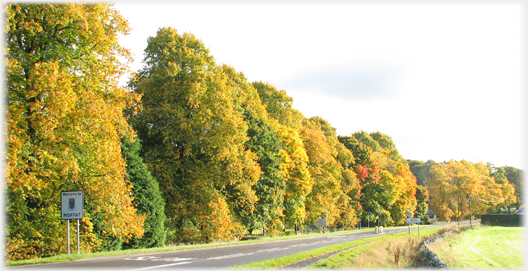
top-left (115, 1), bottom-right (526, 169)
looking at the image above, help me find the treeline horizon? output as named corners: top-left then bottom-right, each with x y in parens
top-left (5, 3), bottom-right (523, 261)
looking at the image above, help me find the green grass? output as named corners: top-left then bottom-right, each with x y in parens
top-left (431, 226), bottom-right (524, 269)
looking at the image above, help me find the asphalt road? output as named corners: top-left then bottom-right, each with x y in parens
top-left (11, 223), bottom-right (463, 270)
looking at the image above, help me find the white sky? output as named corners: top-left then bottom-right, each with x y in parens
top-left (115, 1), bottom-right (526, 169)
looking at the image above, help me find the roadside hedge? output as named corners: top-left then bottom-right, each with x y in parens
top-left (480, 214), bottom-right (523, 226)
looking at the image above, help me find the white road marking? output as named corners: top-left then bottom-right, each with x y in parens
top-left (132, 261), bottom-right (192, 270)
top-left (151, 257), bottom-right (195, 262)
top-left (289, 243), bottom-right (311, 248)
top-left (327, 235), bottom-right (346, 239)
top-left (207, 252), bottom-right (255, 260)
top-left (124, 256), bottom-right (160, 261)
top-left (124, 256), bottom-right (195, 262)
top-left (257, 247), bottom-right (290, 252)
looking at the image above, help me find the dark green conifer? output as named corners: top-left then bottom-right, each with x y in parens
top-left (121, 136), bottom-right (167, 248)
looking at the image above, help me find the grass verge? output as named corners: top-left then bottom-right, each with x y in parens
top-left (309, 226), bottom-right (449, 269)
top-left (232, 235), bottom-right (390, 269)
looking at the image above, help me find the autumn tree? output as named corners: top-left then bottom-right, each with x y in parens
top-left (277, 125), bottom-right (313, 232)
top-left (427, 160), bottom-right (510, 221)
top-left (369, 132), bottom-right (417, 225)
top-left (310, 117), bottom-right (360, 229)
top-left (252, 81), bottom-right (304, 129)
top-left (338, 132), bottom-right (417, 226)
top-left (5, 3), bottom-right (145, 259)
top-left (300, 118), bottom-right (345, 227)
top-left (128, 27), bottom-right (260, 243)
top-left (338, 135), bottom-right (381, 224)
top-left (217, 65), bottom-right (288, 236)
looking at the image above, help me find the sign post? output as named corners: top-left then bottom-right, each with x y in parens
top-left (407, 212), bottom-right (412, 234)
top-left (61, 191), bottom-right (84, 254)
top-left (67, 219), bottom-right (70, 254)
top-left (406, 217), bottom-right (421, 237)
top-left (77, 219), bottom-right (80, 253)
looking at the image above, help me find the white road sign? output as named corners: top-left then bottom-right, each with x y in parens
top-left (407, 218), bottom-right (421, 224)
top-left (317, 218), bottom-right (327, 228)
top-left (61, 191), bottom-right (84, 220)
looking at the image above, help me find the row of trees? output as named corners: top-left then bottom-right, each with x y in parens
top-left (127, 26), bottom-right (426, 244)
top-left (409, 160), bottom-right (522, 222)
top-left (4, 3), bottom-right (522, 260)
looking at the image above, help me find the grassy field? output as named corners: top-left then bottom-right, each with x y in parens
top-left (310, 225), bottom-right (524, 269)
top-left (429, 226), bottom-right (524, 269)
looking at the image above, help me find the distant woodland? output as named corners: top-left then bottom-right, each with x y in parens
top-left (5, 3), bottom-right (523, 260)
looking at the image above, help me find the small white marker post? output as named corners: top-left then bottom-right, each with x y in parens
top-left (61, 191), bottom-right (84, 255)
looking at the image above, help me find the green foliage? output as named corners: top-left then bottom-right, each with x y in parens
top-left (242, 110), bottom-right (285, 235)
top-left (338, 135), bottom-right (371, 167)
top-left (415, 185), bottom-right (430, 223)
top-left (352, 131), bottom-right (381, 152)
top-left (121, 136), bottom-right (167, 249)
top-left (503, 167), bottom-right (523, 206)
top-left (408, 160), bottom-right (435, 186)
top-left (489, 165), bottom-right (523, 212)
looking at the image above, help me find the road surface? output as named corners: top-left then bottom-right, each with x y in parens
top-left (11, 223), bottom-right (464, 270)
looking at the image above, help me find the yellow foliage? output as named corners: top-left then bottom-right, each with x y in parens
top-left (5, 3), bottom-right (144, 260)
top-left (428, 160), bottom-right (510, 221)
